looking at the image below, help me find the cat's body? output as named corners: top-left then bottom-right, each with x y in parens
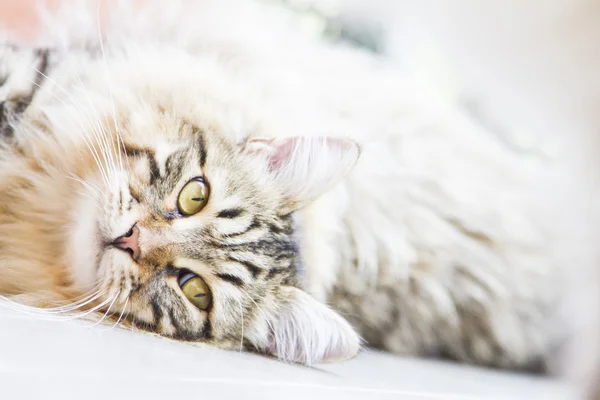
top-left (0, 0), bottom-right (564, 371)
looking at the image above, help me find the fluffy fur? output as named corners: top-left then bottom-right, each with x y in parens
top-left (0, 0), bottom-right (569, 370)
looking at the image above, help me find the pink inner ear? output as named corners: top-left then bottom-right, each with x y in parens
top-left (244, 138), bottom-right (275, 155)
top-left (268, 138), bottom-right (296, 173)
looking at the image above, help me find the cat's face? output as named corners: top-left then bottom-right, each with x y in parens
top-left (68, 109), bottom-right (361, 364)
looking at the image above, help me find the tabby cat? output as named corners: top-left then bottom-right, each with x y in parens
top-left (0, 0), bottom-right (564, 370)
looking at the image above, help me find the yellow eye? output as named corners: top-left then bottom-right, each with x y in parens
top-left (177, 178), bottom-right (209, 216)
top-left (179, 272), bottom-right (212, 310)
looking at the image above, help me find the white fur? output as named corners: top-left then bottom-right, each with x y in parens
top-left (256, 286), bottom-right (361, 365)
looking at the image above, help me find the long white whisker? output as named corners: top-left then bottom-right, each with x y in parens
top-left (238, 289), bottom-right (276, 339)
top-left (67, 174), bottom-right (107, 205)
top-left (0, 287), bottom-right (107, 315)
top-left (63, 295), bottom-right (117, 321)
top-left (29, 76), bottom-right (112, 188)
top-left (0, 291), bottom-right (114, 322)
top-left (68, 175), bottom-right (100, 198)
top-left (42, 282), bottom-right (105, 308)
top-left (29, 69), bottom-right (114, 186)
top-left (59, 290), bottom-right (106, 312)
top-left (74, 189), bottom-right (104, 212)
top-left (71, 77), bottom-right (116, 171)
top-left (89, 290), bottom-right (120, 327)
top-left (49, 289), bottom-right (107, 313)
top-left (53, 53), bottom-right (117, 188)
top-left (75, 82), bottom-right (118, 186)
top-left (67, 175), bottom-right (106, 212)
top-left (102, 296), bottom-right (129, 332)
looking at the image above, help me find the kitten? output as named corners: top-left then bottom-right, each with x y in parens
top-left (0, 0), bottom-right (567, 370)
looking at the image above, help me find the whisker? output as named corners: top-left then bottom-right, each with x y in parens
top-left (238, 289), bottom-right (276, 344)
top-left (30, 69), bottom-right (114, 186)
top-left (74, 191), bottom-right (104, 212)
top-left (0, 291), bottom-right (115, 322)
top-left (69, 173), bottom-right (106, 199)
top-left (67, 173), bottom-right (109, 206)
top-left (63, 294), bottom-right (118, 322)
top-left (68, 175), bottom-right (100, 199)
top-left (60, 64), bottom-right (116, 187)
top-left (0, 287), bottom-right (107, 315)
top-left (75, 83), bottom-right (118, 187)
top-left (41, 282), bottom-right (105, 308)
top-left (101, 295), bottom-right (129, 332)
top-left (89, 290), bottom-right (120, 328)
top-left (28, 76), bottom-right (112, 189)
top-left (48, 289), bottom-right (107, 313)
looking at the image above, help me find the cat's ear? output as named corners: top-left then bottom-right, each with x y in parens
top-left (262, 286), bottom-right (361, 365)
top-left (244, 137), bottom-right (360, 210)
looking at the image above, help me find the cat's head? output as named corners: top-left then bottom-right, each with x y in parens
top-left (66, 103), bottom-right (361, 364)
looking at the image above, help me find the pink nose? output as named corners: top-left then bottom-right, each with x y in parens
top-left (112, 225), bottom-right (141, 260)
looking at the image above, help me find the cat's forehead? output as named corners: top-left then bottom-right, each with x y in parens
top-left (123, 123), bottom-right (280, 213)
top-left (154, 140), bottom-right (188, 169)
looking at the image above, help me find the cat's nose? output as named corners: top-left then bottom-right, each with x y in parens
top-left (112, 225), bottom-right (140, 260)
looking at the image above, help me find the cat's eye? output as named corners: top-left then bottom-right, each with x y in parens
top-left (177, 178), bottom-right (209, 216)
top-left (178, 271), bottom-right (212, 310)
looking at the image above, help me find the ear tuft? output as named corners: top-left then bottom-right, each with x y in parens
top-left (245, 136), bottom-right (360, 210)
top-left (266, 286), bottom-right (361, 365)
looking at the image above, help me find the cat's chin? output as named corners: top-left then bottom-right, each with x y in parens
top-left (66, 190), bottom-right (103, 293)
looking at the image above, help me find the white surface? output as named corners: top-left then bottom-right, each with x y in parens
top-left (0, 302), bottom-right (573, 400)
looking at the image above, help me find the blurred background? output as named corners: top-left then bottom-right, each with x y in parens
top-left (4, 0), bottom-right (599, 142)
top-left (279, 0), bottom-right (600, 151)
